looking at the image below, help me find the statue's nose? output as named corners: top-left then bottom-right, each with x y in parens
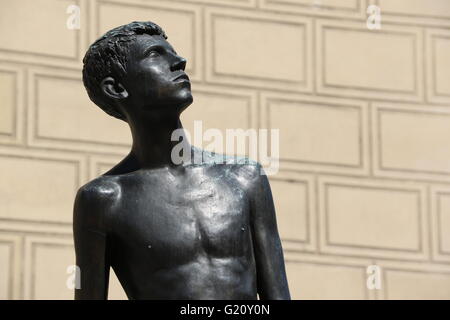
top-left (171, 56), bottom-right (186, 72)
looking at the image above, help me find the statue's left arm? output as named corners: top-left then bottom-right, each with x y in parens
top-left (249, 165), bottom-right (291, 300)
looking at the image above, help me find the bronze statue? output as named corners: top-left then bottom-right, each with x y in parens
top-left (73, 21), bottom-right (290, 300)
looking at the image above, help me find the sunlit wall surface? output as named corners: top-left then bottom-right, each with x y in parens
top-left (1, 0), bottom-right (450, 299)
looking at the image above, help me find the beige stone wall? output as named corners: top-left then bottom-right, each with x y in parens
top-left (1, 0), bottom-right (450, 300)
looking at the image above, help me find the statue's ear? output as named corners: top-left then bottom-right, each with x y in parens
top-left (101, 77), bottom-right (129, 100)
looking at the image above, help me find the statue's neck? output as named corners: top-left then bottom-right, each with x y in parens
top-left (128, 113), bottom-right (190, 169)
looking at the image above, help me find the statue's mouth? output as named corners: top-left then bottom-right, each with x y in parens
top-left (173, 73), bottom-right (190, 82)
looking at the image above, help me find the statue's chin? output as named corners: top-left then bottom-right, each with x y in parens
top-left (177, 91), bottom-right (194, 113)
top-left (178, 101), bottom-right (192, 115)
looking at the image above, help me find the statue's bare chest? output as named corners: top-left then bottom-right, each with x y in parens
top-left (111, 168), bottom-right (252, 261)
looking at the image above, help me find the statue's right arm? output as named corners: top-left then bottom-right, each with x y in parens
top-left (73, 181), bottom-right (115, 300)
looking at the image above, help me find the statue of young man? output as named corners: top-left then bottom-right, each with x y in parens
top-left (74, 21), bottom-right (290, 300)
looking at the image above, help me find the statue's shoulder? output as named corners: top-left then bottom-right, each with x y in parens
top-left (74, 175), bottom-right (122, 219)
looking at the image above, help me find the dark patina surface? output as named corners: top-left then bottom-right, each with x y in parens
top-left (74, 21), bottom-right (290, 300)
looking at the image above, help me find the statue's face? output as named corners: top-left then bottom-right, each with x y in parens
top-left (122, 34), bottom-right (193, 115)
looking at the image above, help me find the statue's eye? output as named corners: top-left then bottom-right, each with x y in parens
top-left (148, 50), bottom-right (159, 57)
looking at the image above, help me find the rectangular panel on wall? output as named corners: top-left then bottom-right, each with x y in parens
top-left (0, 233), bottom-right (24, 300)
top-left (0, 242), bottom-right (12, 299)
top-left (182, 86), bottom-right (257, 132)
top-left (384, 269), bottom-right (450, 300)
top-left (206, 8), bottom-right (312, 92)
top-left (23, 236), bottom-right (74, 300)
top-left (28, 68), bottom-right (131, 155)
top-left (436, 194), bottom-right (450, 254)
top-left (427, 29), bottom-right (450, 105)
top-left (1, 223), bottom-right (72, 300)
top-left (0, 0), bottom-right (86, 68)
top-left (318, 176), bottom-right (428, 260)
top-left (167, 0), bottom-right (256, 7)
top-left (180, 85), bottom-right (257, 156)
top-left (268, 171), bottom-right (315, 252)
top-left (284, 254), bottom-right (369, 300)
top-left (261, 92), bottom-right (369, 175)
top-left (373, 103), bottom-right (450, 182)
top-left (430, 187), bottom-right (450, 263)
top-left (378, 0), bottom-right (450, 19)
top-left (88, 154), bottom-right (124, 179)
top-left (0, 71), bottom-right (16, 136)
top-left (0, 65), bottom-right (23, 145)
top-left (260, 0), bottom-right (364, 18)
top-left (14, 223), bottom-right (123, 300)
top-left (93, 0), bottom-right (202, 81)
top-left (316, 19), bottom-right (423, 101)
top-left (0, 147), bottom-right (86, 223)
top-left (274, 0), bottom-right (358, 9)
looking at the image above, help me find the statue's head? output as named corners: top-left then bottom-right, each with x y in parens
top-left (82, 21), bottom-right (192, 122)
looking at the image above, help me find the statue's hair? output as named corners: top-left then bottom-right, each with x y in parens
top-left (82, 21), bottom-right (167, 121)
